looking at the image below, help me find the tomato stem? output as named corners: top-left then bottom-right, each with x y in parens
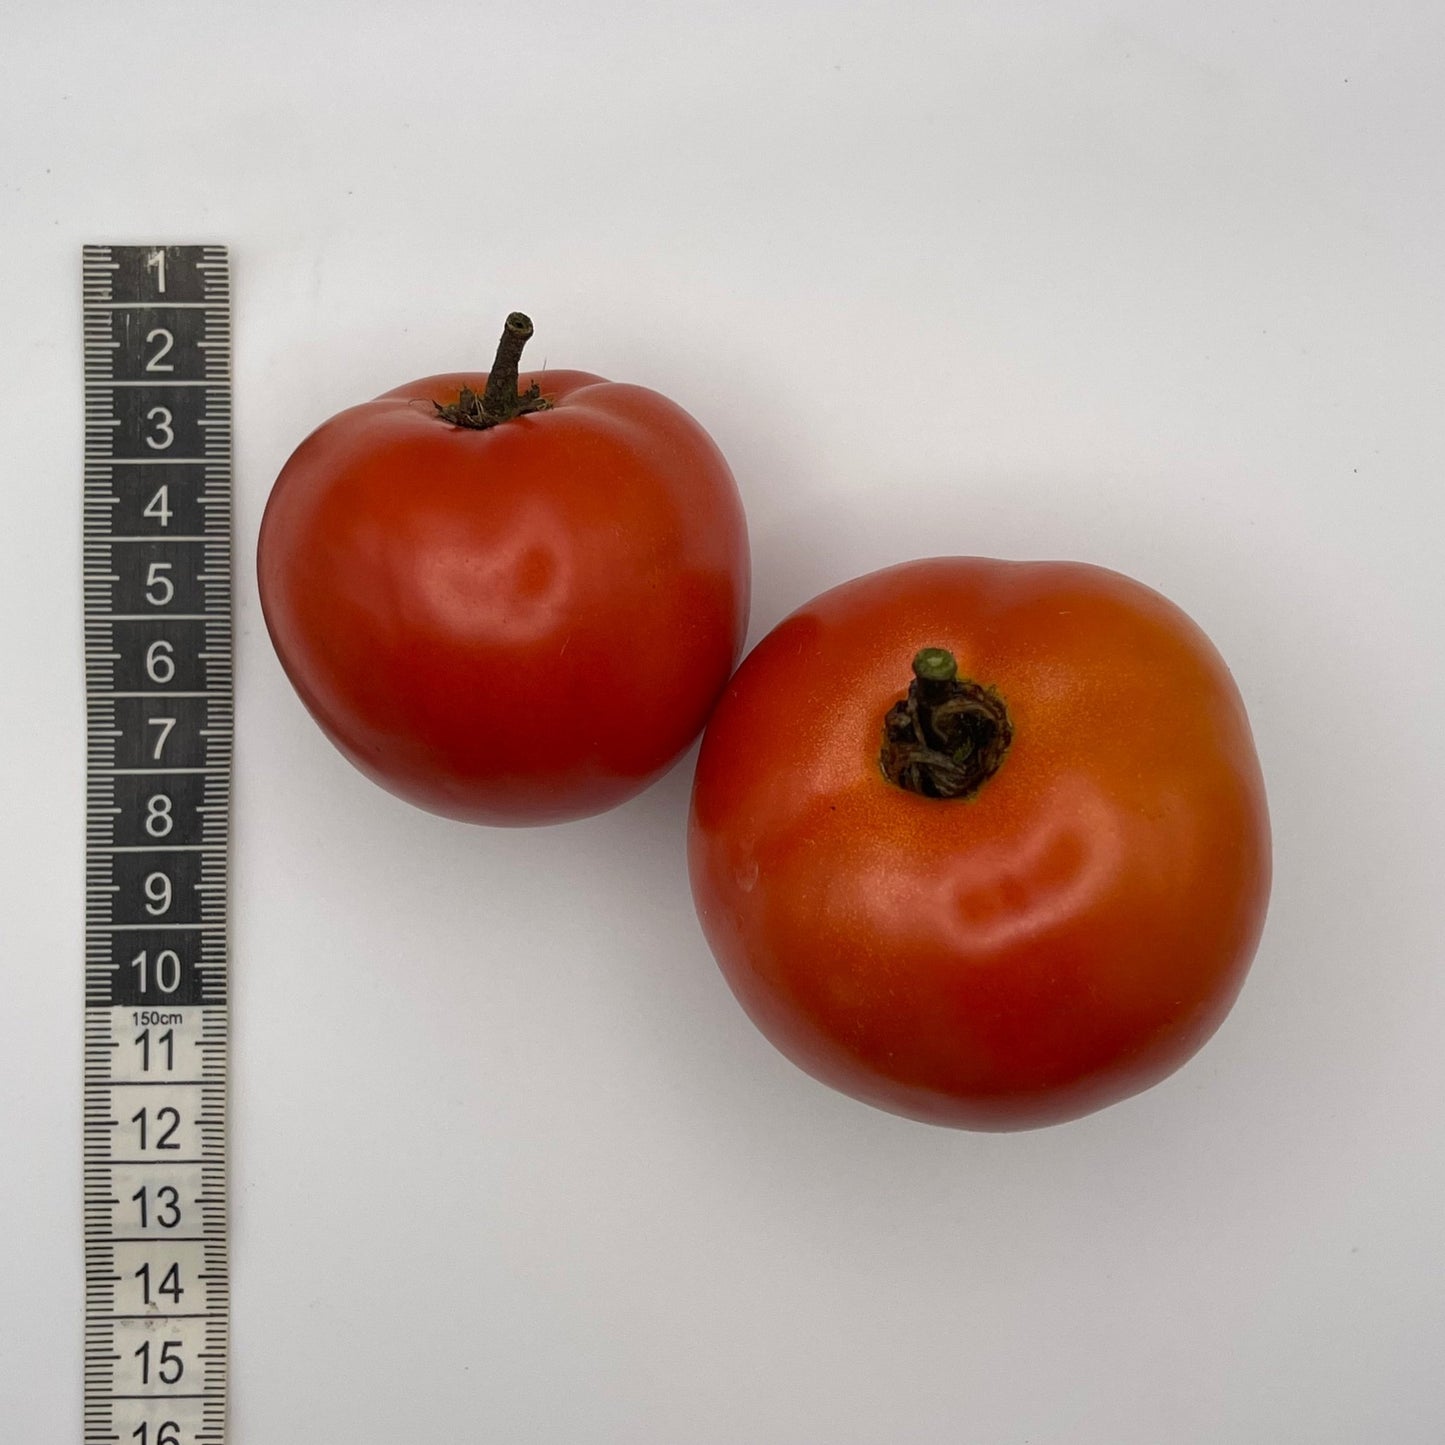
top-left (433, 312), bottom-right (553, 430)
top-left (879, 649), bottom-right (1013, 799)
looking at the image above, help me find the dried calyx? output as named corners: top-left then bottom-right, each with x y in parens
top-left (434, 311), bottom-right (552, 430)
top-left (879, 648), bottom-right (1012, 799)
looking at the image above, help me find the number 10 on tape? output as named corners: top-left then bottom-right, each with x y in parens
top-left (82, 245), bottom-right (232, 1445)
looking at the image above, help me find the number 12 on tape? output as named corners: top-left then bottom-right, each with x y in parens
top-left (82, 245), bottom-right (232, 1445)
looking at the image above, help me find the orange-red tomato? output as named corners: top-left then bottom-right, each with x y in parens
top-left (688, 557), bottom-right (1270, 1129)
top-left (259, 316), bottom-right (749, 825)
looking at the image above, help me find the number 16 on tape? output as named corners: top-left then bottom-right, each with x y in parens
top-left (83, 245), bottom-right (232, 1445)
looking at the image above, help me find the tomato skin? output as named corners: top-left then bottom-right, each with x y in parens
top-left (688, 558), bottom-right (1270, 1129)
top-left (259, 368), bottom-right (749, 825)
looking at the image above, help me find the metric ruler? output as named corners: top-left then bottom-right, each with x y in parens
top-left (82, 245), bottom-right (232, 1445)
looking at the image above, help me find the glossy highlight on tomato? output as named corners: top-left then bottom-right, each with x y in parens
top-left (688, 557), bottom-right (1270, 1129)
top-left (258, 315), bottom-right (750, 825)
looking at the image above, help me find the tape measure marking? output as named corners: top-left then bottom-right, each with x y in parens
top-left (83, 245), bottom-right (232, 1445)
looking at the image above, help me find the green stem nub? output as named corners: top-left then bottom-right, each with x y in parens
top-left (434, 311), bottom-right (553, 430)
top-left (911, 648), bottom-right (959, 684)
top-left (879, 648), bottom-right (1013, 800)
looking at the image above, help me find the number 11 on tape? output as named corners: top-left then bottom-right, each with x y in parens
top-left (82, 245), bottom-right (232, 1445)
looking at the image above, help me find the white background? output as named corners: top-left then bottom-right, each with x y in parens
top-left (3, 2), bottom-right (1443, 1441)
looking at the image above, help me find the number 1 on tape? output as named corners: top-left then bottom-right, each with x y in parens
top-left (83, 245), bottom-right (232, 1445)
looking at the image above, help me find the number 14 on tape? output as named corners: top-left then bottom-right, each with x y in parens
top-left (82, 245), bottom-right (232, 1445)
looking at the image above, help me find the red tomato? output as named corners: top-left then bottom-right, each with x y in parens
top-left (688, 558), bottom-right (1270, 1129)
top-left (258, 315), bottom-right (749, 825)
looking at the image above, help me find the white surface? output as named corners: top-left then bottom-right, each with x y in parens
top-left (3, 2), bottom-right (1444, 1441)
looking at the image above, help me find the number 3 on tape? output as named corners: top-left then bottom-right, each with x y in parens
top-left (82, 246), bottom-right (232, 1445)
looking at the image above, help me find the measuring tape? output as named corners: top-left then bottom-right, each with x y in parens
top-left (83, 245), bottom-right (232, 1445)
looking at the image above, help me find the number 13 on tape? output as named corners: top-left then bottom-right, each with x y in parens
top-left (83, 246), bottom-right (232, 1445)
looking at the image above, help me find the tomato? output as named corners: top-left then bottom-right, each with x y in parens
top-left (258, 314), bottom-right (749, 825)
top-left (688, 557), bottom-right (1270, 1129)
